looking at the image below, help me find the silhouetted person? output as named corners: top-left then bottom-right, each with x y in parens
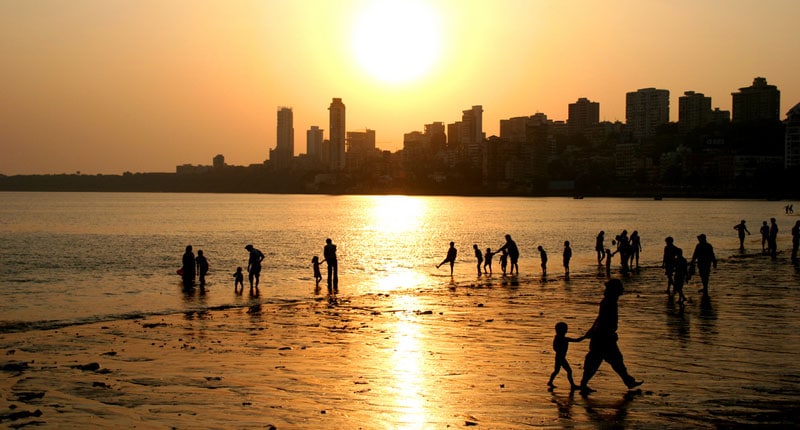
top-left (323, 238), bottom-right (338, 293)
top-left (616, 230), bottom-right (631, 275)
top-left (662, 236), bottom-right (678, 294)
top-left (196, 249), bottom-right (209, 289)
top-left (604, 244), bottom-right (615, 277)
top-left (733, 220), bottom-right (750, 251)
top-left (483, 248), bottom-right (498, 275)
top-left (244, 244), bottom-right (265, 295)
top-left (497, 234), bottom-right (520, 275)
top-left (629, 231), bottom-right (641, 270)
top-left (312, 256), bottom-right (324, 289)
top-left (436, 241), bottom-right (458, 276)
top-left (563, 241), bottom-right (572, 278)
top-left (233, 266), bottom-right (244, 294)
top-left (791, 220), bottom-right (800, 263)
top-left (181, 245), bottom-right (196, 289)
top-left (760, 221), bottom-right (770, 254)
top-left (595, 231), bottom-right (605, 265)
top-left (547, 321), bottom-right (584, 389)
top-left (690, 234), bottom-right (716, 297)
top-left (473, 244), bottom-right (483, 276)
top-left (499, 249), bottom-right (509, 276)
top-left (579, 279), bottom-right (642, 395)
top-left (673, 248), bottom-right (689, 305)
top-left (538, 245), bottom-right (548, 277)
top-left (768, 218), bottom-right (779, 258)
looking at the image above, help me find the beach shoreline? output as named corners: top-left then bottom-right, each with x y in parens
top-left (2, 255), bottom-right (800, 428)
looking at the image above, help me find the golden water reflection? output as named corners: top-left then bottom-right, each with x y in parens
top-left (366, 195), bottom-right (427, 234)
top-left (389, 294), bottom-right (427, 429)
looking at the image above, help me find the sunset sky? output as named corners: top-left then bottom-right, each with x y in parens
top-left (1, 0), bottom-right (798, 175)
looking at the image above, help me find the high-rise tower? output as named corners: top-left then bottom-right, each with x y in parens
top-left (626, 88), bottom-right (669, 140)
top-left (329, 98), bottom-right (346, 171)
top-left (269, 107), bottom-right (294, 167)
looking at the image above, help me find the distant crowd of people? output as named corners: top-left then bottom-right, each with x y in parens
top-left (176, 213), bottom-right (798, 397)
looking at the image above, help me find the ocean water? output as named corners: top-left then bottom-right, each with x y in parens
top-left (0, 192), bottom-right (795, 331)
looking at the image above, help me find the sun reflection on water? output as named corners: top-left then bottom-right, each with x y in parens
top-left (390, 294), bottom-right (427, 428)
top-left (367, 195), bottom-right (427, 234)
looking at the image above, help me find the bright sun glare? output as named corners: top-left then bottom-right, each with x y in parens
top-left (351, 0), bottom-right (442, 84)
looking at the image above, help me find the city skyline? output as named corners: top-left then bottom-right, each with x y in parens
top-left (1, 1), bottom-right (798, 175)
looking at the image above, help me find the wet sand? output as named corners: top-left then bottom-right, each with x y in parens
top-left (2, 253), bottom-right (800, 428)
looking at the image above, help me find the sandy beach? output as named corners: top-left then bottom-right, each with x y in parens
top-left (2, 252), bottom-right (800, 429)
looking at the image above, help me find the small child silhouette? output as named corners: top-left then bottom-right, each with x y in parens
top-left (547, 321), bottom-right (585, 389)
top-left (483, 248), bottom-right (497, 275)
top-left (537, 245), bottom-right (548, 277)
top-left (311, 256), bottom-right (324, 289)
top-left (473, 244), bottom-right (483, 276)
top-left (233, 266), bottom-right (244, 294)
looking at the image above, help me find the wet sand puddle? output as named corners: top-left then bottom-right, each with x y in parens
top-left (2, 252), bottom-right (800, 428)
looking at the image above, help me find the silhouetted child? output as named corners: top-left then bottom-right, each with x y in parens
top-left (196, 250), bottom-right (209, 289)
top-left (563, 241), bottom-right (572, 277)
top-left (499, 249), bottom-right (509, 275)
top-left (483, 248), bottom-right (497, 275)
top-left (604, 241), bottom-right (616, 275)
top-left (538, 245), bottom-right (548, 276)
top-left (233, 266), bottom-right (244, 293)
top-left (473, 244), bottom-right (483, 276)
top-left (547, 321), bottom-right (584, 389)
top-left (311, 256), bottom-right (324, 288)
top-left (673, 248), bottom-right (689, 304)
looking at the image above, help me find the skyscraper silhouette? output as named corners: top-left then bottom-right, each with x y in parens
top-left (329, 98), bottom-right (346, 171)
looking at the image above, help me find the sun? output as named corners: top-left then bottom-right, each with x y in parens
top-left (351, 0), bottom-right (442, 84)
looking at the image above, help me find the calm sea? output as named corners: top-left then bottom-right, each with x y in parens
top-left (0, 192), bottom-right (794, 331)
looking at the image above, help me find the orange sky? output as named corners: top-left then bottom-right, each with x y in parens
top-left (1, 0), bottom-right (798, 175)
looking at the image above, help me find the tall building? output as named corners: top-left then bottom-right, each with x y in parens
top-left (626, 88), bottom-right (669, 140)
top-left (306, 126), bottom-right (324, 163)
top-left (786, 103), bottom-right (800, 169)
top-left (678, 91), bottom-right (712, 133)
top-left (732, 77), bottom-right (780, 123)
top-left (269, 107), bottom-right (294, 167)
top-left (567, 98), bottom-right (600, 133)
top-left (424, 121), bottom-right (447, 151)
top-left (329, 98), bottom-right (346, 171)
top-left (461, 105), bottom-right (485, 166)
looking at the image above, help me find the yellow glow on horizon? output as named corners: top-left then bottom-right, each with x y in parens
top-left (351, 0), bottom-right (442, 85)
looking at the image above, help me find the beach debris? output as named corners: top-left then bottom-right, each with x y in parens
top-left (416, 310), bottom-right (433, 315)
top-left (279, 346), bottom-right (292, 351)
top-left (101, 351), bottom-right (117, 356)
top-left (70, 362), bottom-right (100, 371)
top-left (92, 381), bottom-right (111, 389)
top-left (142, 322), bottom-right (168, 329)
top-left (6, 349), bottom-right (15, 355)
top-left (1, 361), bottom-right (29, 372)
top-left (465, 420), bottom-right (478, 426)
top-left (12, 391), bottom-right (45, 401)
top-left (0, 409), bottom-right (42, 423)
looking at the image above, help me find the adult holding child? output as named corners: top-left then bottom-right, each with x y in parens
top-left (579, 278), bottom-right (643, 395)
top-left (497, 234), bottom-right (520, 275)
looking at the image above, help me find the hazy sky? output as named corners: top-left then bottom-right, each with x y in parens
top-left (1, 0), bottom-right (798, 175)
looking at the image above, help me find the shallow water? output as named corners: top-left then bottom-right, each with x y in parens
top-left (0, 192), bottom-right (796, 330)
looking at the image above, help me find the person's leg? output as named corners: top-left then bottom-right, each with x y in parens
top-left (580, 349), bottom-right (602, 391)
top-left (327, 264), bottom-right (333, 292)
top-left (563, 360), bottom-right (577, 387)
top-left (332, 262), bottom-right (338, 292)
top-left (548, 362), bottom-right (561, 386)
top-left (604, 342), bottom-right (641, 388)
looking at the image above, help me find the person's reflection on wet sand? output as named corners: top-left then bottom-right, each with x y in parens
top-left (583, 390), bottom-right (639, 427)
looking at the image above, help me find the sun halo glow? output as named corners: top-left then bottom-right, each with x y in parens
top-left (351, 1), bottom-right (442, 85)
